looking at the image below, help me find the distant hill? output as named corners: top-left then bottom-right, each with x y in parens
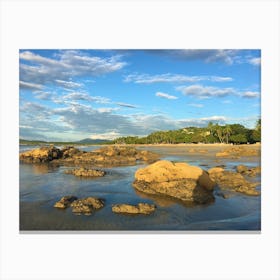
top-left (76, 138), bottom-right (111, 144)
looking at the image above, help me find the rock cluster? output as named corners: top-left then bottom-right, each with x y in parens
top-left (64, 167), bottom-right (106, 177)
top-left (133, 160), bottom-right (215, 204)
top-left (54, 196), bottom-right (104, 215)
top-left (216, 146), bottom-right (259, 158)
top-left (112, 203), bottom-right (156, 215)
top-left (236, 165), bottom-right (261, 177)
top-left (208, 167), bottom-right (260, 196)
top-left (20, 145), bottom-right (159, 167)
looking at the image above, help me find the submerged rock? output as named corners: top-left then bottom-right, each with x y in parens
top-left (64, 168), bottom-right (106, 177)
top-left (20, 145), bottom-right (62, 163)
top-left (236, 165), bottom-right (261, 177)
top-left (133, 160), bottom-right (215, 204)
top-left (112, 203), bottom-right (156, 215)
top-left (70, 197), bottom-right (105, 215)
top-left (54, 195), bottom-right (78, 209)
top-left (216, 146), bottom-right (259, 158)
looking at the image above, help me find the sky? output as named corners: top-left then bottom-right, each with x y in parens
top-left (19, 49), bottom-right (261, 141)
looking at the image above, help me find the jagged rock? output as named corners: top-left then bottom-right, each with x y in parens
top-left (70, 197), bottom-right (105, 215)
top-left (236, 165), bottom-right (261, 177)
top-left (19, 145), bottom-right (62, 163)
top-left (112, 203), bottom-right (156, 215)
top-left (64, 168), bottom-right (106, 177)
top-left (209, 169), bottom-right (260, 196)
top-left (133, 160), bottom-right (215, 204)
top-left (61, 146), bottom-right (82, 159)
top-left (54, 195), bottom-right (78, 209)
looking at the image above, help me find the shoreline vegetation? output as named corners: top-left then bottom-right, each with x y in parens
top-left (20, 121), bottom-right (261, 146)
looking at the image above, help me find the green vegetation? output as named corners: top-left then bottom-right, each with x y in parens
top-left (20, 120), bottom-right (261, 146)
top-left (112, 120), bottom-right (261, 145)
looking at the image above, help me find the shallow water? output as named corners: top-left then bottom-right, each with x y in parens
top-left (19, 145), bottom-right (261, 231)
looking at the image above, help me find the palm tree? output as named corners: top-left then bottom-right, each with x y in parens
top-left (223, 125), bottom-right (232, 144)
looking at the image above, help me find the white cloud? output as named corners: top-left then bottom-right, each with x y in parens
top-left (124, 73), bottom-right (233, 84)
top-left (19, 81), bottom-right (43, 91)
top-left (248, 57), bottom-right (261, 66)
top-left (187, 103), bottom-right (204, 108)
top-left (90, 131), bottom-right (122, 140)
top-left (55, 79), bottom-right (83, 89)
top-left (177, 84), bottom-right (235, 98)
top-left (242, 91), bottom-right (260, 98)
top-left (155, 92), bottom-right (178, 100)
top-left (150, 49), bottom-right (238, 65)
top-left (62, 92), bottom-right (111, 104)
top-left (19, 50), bottom-right (127, 91)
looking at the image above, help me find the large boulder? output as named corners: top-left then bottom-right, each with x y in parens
top-left (64, 167), bottom-right (106, 177)
top-left (133, 160), bottom-right (215, 204)
top-left (19, 145), bottom-right (62, 163)
top-left (112, 203), bottom-right (156, 215)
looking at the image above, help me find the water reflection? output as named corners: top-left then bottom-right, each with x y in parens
top-left (32, 164), bottom-right (59, 175)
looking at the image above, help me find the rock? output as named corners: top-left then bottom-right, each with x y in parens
top-left (133, 160), bottom-right (215, 204)
top-left (112, 203), bottom-right (156, 215)
top-left (61, 146), bottom-right (82, 159)
top-left (65, 167), bottom-right (106, 177)
top-left (54, 195), bottom-right (78, 209)
top-left (208, 167), bottom-right (225, 174)
top-left (209, 170), bottom-right (260, 196)
top-left (20, 145), bottom-right (63, 163)
top-left (216, 146), bottom-right (259, 158)
top-left (70, 197), bottom-right (105, 215)
top-left (236, 165), bottom-right (261, 177)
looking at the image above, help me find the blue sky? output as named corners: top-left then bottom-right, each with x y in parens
top-left (19, 49), bottom-right (261, 141)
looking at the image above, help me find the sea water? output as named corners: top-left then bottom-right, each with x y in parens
top-left (19, 145), bottom-right (261, 231)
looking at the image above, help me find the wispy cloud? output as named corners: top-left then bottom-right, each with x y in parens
top-left (19, 81), bottom-right (43, 91)
top-left (19, 50), bottom-right (127, 91)
top-left (116, 102), bottom-right (138, 108)
top-left (187, 103), bottom-right (204, 108)
top-left (124, 73), bottom-right (233, 84)
top-left (155, 92), bottom-right (178, 100)
top-left (55, 79), bottom-right (83, 89)
top-left (62, 92), bottom-right (111, 104)
top-left (177, 85), bottom-right (235, 98)
top-left (147, 49), bottom-right (239, 65)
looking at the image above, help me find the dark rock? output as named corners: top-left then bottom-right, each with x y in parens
top-left (70, 197), bottom-right (105, 215)
top-left (54, 195), bottom-right (78, 209)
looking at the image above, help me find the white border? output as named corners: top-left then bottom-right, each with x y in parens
top-left (1, 0), bottom-right (279, 279)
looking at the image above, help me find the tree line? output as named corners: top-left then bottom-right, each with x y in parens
top-left (112, 119), bottom-right (261, 145)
